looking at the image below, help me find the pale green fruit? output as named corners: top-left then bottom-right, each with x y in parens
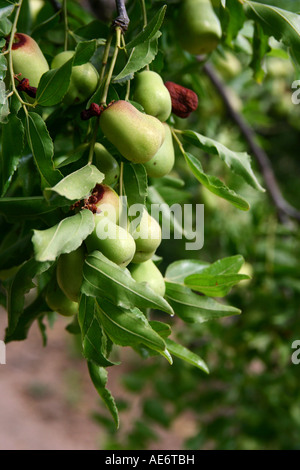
top-left (94, 143), bottom-right (120, 186)
top-left (129, 260), bottom-right (166, 297)
top-left (178, 0), bottom-right (222, 55)
top-left (130, 210), bottom-right (161, 263)
top-left (46, 277), bottom-right (79, 317)
top-left (56, 245), bottom-right (85, 302)
top-left (99, 100), bottom-right (165, 163)
top-left (11, 33), bottom-right (49, 87)
top-left (133, 71), bottom-right (172, 122)
top-left (144, 123), bottom-right (175, 178)
top-left (85, 217), bottom-right (136, 267)
top-left (51, 50), bottom-right (98, 105)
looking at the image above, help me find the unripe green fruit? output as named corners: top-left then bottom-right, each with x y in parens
top-left (144, 123), bottom-right (175, 178)
top-left (56, 245), bottom-right (85, 302)
top-left (130, 210), bottom-right (162, 263)
top-left (51, 50), bottom-right (98, 106)
top-left (85, 217), bottom-right (136, 267)
top-left (133, 71), bottom-right (172, 122)
top-left (99, 100), bottom-right (165, 163)
top-left (11, 33), bottom-right (49, 87)
top-left (46, 277), bottom-right (78, 317)
top-left (178, 0), bottom-right (222, 55)
top-left (94, 143), bottom-right (120, 186)
top-left (129, 260), bottom-right (166, 297)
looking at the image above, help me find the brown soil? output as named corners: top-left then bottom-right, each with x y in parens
top-left (0, 308), bottom-right (193, 450)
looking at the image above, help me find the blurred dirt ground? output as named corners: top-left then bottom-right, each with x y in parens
top-left (0, 308), bottom-right (193, 450)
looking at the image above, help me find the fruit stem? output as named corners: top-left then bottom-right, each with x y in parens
top-left (63, 0), bottom-right (68, 50)
top-left (99, 30), bottom-right (113, 83)
top-left (7, 0), bottom-right (35, 108)
top-left (139, 0), bottom-right (147, 29)
top-left (100, 26), bottom-right (122, 105)
top-left (171, 128), bottom-right (186, 157)
top-left (139, 0), bottom-right (149, 71)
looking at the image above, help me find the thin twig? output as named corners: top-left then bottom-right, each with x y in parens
top-left (202, 61), bottom-right (300, 224)
top-left (114, 0), bottom-right (130, 32)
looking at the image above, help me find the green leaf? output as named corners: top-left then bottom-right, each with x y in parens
top-left (165, 281), bottom-right (241, 323)
top-left (32, 209), bottom-right (95, 262)
top-left (79, 295), bottom-right (118, 367)
top-left (25, 112), bottom-right (62, 188)
top-left (126, 5), bottom-right (167, 49)
top-left (45, 164), bottom-right (104, 201)
top-left (165, 338), bottom-right (209, 374)
top-left (6, 258), bottom-right (51, 339)
top-left (0, 80), bottom-right (9, 123)
top-left (165, 259), bottom-right (210, 283)
top-left (35, 59), bottom-right (73, 106)
top-left (182, 130), bottom-right (265, 192)
top-left (184, 152), bottom-right (250, 211)
top-left (87, 361), bottom-right (119, 428)
top-left (244, 1), bottom-right (300, 66)
top-left (82, 251), bottom-right (174, 315)
top-left (113, 32), bottom-right (161, 82)
top-left (0, 196), bottom-right (60, 221)
top-left (1, 113), bottom-right (24, 196)
top-left (73, 40), bottom-right (97, 65)
top-left (184, 273), bottom-right (250, 297)
top-left (95, 298), bottom-right (169, 359)
top-left (250, 23), bottom-right (271, 82)
top-left (0, 54), bottom-right (7, 80)
top-left (123, 163), bottom-right (148, 209)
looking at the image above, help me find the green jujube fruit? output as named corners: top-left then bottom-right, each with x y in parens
top-left (94, 143), bottom-right (120, 186)
top-left (178, 0), bottom-right (222, 55)
top-left (51, 50), bottom-right (98, 105)
top-left (87, 183), bottom-right (120, 223)
top-left (99, 100), bottom-right (165, 163)
top-left (129, 260), bottom-right (166, 297)
top-left (85, 217), bottom-right (136, 267)
top-left (56, 245), bottom-right (85, 302)
top-left (144, 123), bottom-right (175, 178)
top-left (11, 33), bottom-right (49, 87)
top-left (133, 71), bottom-right (172, 122)
top-left (46, 277), bottom-right (79, 317)
top-left (130, 210), bottom-right (162, 263)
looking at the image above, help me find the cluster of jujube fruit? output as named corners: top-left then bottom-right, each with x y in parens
top-left (8, 0), bottom-right (222, 317)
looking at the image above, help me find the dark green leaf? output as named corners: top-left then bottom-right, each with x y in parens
top-left (165, 338), bottom-right (209, 374)
top-left (126, 5), bottom-right (167, 49)
top-left (88, 361), bottom-right (119, 428)
top-left (36, 58), bottom-right (73, 106)
top-left (82, 251), bottom-right (174, 315)
top-left (165, 282), bottom-right (241, 323)
top-left (184, 152), bottom-right (250, 211)
top-left (25, 112), bottom-right (62, 188)
top-left (1, 114), bottom-right (24, 196)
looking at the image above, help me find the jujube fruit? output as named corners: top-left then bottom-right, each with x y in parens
top-left (99, 100), bottom-right (165, 164)
top-left (51, 50), bottom-right (98, 105)
top-left (177, 0), bottom-right (222, 55)
top-left (46, 276), bottom-right (79, 317)
top-left (56, 245), bottom-right (85, 302)
top-left (130, 210), bottom-right (162, 263)
top-left (85, 217), bottom-right (136, 268)
top-left (129, 260), bottom-right (166, 297)
top-left (83, 183), bottom-right (120, 222)
top-left (10, 33), bottom-right (49, 88)
top-left (133, 70), bottom-right (172, 122)
top-left (94, 143), bottom-right (120, 186)
top-left (144, 123), bottom-right (175, 178)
